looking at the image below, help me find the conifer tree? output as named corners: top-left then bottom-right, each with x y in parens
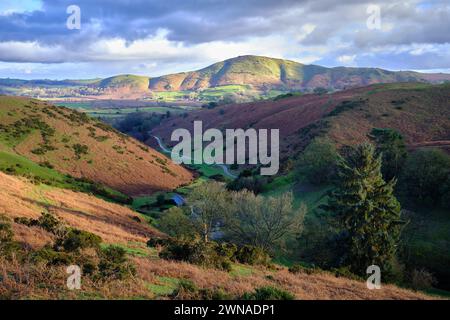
top-left (325, 143), bottom-right (403, 274)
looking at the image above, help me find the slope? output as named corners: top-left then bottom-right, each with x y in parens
top-left (0, 171), bottom-right (432, 300)
top-left (0, 96), bottom-right (193, 196)
top-left (151, 83), bottom-right (450, 158)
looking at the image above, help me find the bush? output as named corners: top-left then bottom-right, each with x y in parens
top-left (241, 286), bottom-right (294, 300)
top-left (55, 228), bottom-right (102, 252)
top-left (146, 237), bottom-right (170, 247)
top-left (235, 245), bottom-right (270, 266)
top-left (14, 212), bottom-right (63, 235)
top-left (31, 246), bottom-right (74, 265)
top-left (98, 246), bottom-right (136, 280)
top-left (288, 264), bottom-right (322, 275)
top-left (0, 218), bottom-right (23, 258)
top-left (226, 176), bottom-right (267, 194)
top-left (331, 266), bottom-right (362, 280)
top-left (159, 238), bottom-right (235, 271)
top-left (297, 137), bottom-right (339, 185)
top-left (38, 212), bottom-right (62, 234)
top-left (410, 269), bottom-right (437, 290)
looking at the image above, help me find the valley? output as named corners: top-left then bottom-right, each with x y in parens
top-left (1, 58), bottom-right (449, 301)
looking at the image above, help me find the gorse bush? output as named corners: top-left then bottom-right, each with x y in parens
top-left (235, 245), bottom-right (270, 266)
top-left (31, 245), bottom-right (74, 265)
top-left (98, 246), bottom-right (136, 280)
top-left (14, 212), bottom-right (63, 235)
top-left (159, 237), bottom-right (233, 271)
top-left (153, 237), bottom-right (269, 271)
top-left (11, 213), bottom-right (135, 281)
top-left (0, 216), bottom-right (23, 258)
top-left (54, 228), bottom-right (102, 252)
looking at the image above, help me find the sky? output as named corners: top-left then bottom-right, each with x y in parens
top-left (0, 0), bottom-right (449, 79)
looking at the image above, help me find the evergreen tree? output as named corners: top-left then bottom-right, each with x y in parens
top-left (324, 143), bottom-right (403, 275)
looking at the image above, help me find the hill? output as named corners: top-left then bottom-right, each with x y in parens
top-left (0, 96), bottom-right (193, 195)
top-left (151, 82), bottom-right (450, 159)
top-left (0, 171), bottom-right (432, 299)
top-left (1, 56), bottom-right (450, 101)
top-left (149, 55), bottom-right (450, 92)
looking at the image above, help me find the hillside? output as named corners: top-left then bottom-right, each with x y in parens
top-left (0, 171), bottom-right (432, 299)
top-left (151, 83), bottom-right (450, 159)
top-left (1, 56), bottom-right (450, 101)
top-left (149, 55), bottom-right (450, 92)
top-left (0, 96), bottom-right (193, 195)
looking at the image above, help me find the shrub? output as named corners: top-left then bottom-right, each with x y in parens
top-left (0, 218), bottom-right (23, 258)
top-left (98, 246), bottom-right (136, 280)
top-left (31, 246), bottom-right (74, 265)
top-left (331, 266), bottom-right (362, 280)
top-left (38, 212), bottom-right (62, 234)
top-left (235, 245), bottom-right (270, 266)
top-left (288, 264), bottom-right (319, 275)
top-left (15, 212), bottom-right (63, 234)
top-left (146, 237), bottom-right (170, 248)
top-left (410, 269), bottom-right (437, 290)
top-left (55, 228), bottom-right (102, 252)
top-left (73, 143), bottom-right (89, 159)
top-left (159, 238), bottom-right (234, 271)
top-left (241, 286), bottom-right (294, 300)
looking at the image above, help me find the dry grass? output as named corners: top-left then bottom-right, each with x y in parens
top-left (0, 172), bottom-right (436, 300)
top-left (133, 258), bottom-right (432, 300)
top-left (0, 172), bottom-right (162, 245)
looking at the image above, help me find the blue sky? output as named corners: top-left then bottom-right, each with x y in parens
top-left (0, 0), bottom-right (449, 79)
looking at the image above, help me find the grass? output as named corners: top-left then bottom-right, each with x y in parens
top-left (230, 264), bottom-right (254, 277)
top-left (146, 276), bottom-right (180, 296)
top-left (100, 242), bottom-right (157, 258)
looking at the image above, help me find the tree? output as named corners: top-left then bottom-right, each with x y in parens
top-left (297, 137), bottom-right (339, 185)
top-left (324, 143), bottom-right (403, 274)
top-left (225, 190), bottom-right (305, 253)
top-left (158, 207), bottom-right (197, 239)
top-left (399, 149), bottom-right (450, 206)
top-left (369, 128), bottom-right (407, 180)
top-left (186, 181), bottom-right (231, 242)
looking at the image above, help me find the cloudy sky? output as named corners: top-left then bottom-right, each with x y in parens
top-left (0, 0), bottom-right (449, 79)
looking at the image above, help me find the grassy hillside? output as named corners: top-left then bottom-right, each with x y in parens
top-left (0, 96), bottom-right (193, 195)
top-left (0, 171), bottom-right (432, 299)
top-left (152, 83), bottom-right (450, 157)
top-left (98, 74), bottom-right (149, 91)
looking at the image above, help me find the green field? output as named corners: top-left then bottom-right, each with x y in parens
top-left (57, 101), bottom-right (200, 119)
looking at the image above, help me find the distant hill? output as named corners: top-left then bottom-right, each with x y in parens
top-left (149, 55), bottom-right (450, 92)
top-left (1, 55), bottom-right (450, 101)
top-left (151, 82), bottom-right (450, 158)
top-left (0, 96), bottom-right (193, 195)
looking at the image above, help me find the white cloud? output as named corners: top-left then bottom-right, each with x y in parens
top-left (337, 54), bottom-right (357, 65)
